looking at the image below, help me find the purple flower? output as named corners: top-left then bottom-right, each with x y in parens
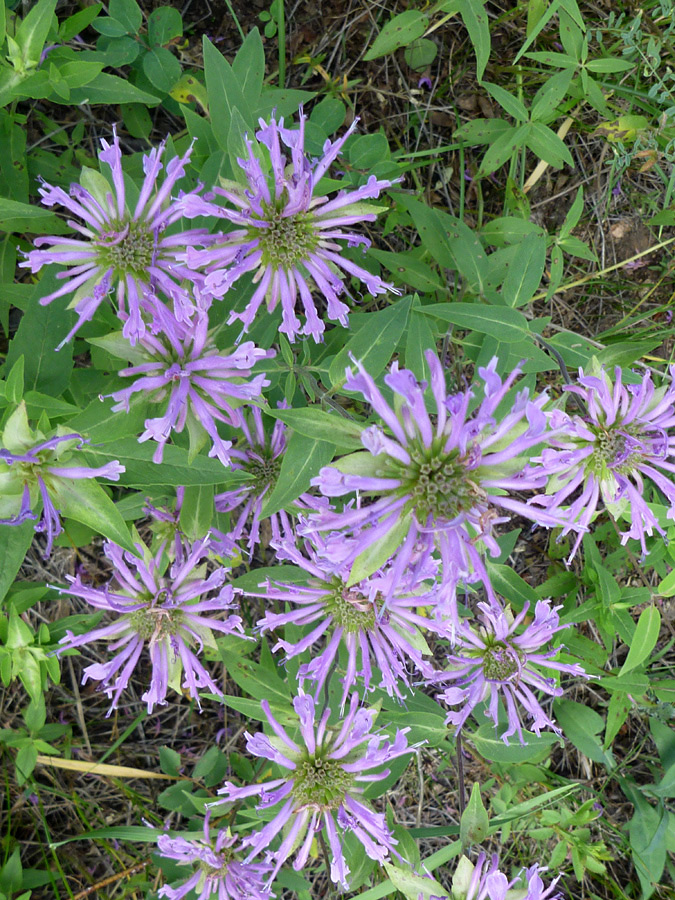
top-left (179, 110), bottom-right (398, 342)
top-left (211, 406), bottom-right (320, 558)
top-left (532, 364), bottom-right (675, 557)
top-left (215, 692), bottom-right (411, 888)
top-left (252, 532), bottom-right (439, 708)
top-left (57, 538), bottom-right (246, 715)
top-left (451, 852), bottom-right (562, 900)
top-left (0, 404), bottom-right (124, 557)
top-left (20, 128), bottom-right (211, 346)
top-left (435, 598), bottom-right (586, 744)
top-left (305, 351), bottom-right (568, 596)
top-left (109, 308), bottom-right (273, 464)
top-left (157, 812), bottom-right (273, 900)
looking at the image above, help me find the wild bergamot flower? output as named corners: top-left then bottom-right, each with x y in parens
top-left (179, 110), bottom-right (397, 342)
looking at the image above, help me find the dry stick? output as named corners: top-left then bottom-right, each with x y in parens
top-left (71, 860), bottom-right (151, 900)
top-left (66, 655), bottom-right (92, 758)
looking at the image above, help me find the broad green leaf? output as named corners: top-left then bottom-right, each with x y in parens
top-left (452, 0), bottom-right (490, 80)
top-left (0, 198), bottom-right (61, 233)
top-left (142, 47), bottom-right (181, 94)
top-left (220, 648), bottom-right (289, 705)
top-left (232, 27), bottom-right (264, 109)
top-left (50, 478), bottom-right (136, 554)
top-left (5, 271), bottom-right (74, 396)
top-left (478, 123), bottom-right (526, 176)
top-left (13, 0), bottom-right (57, 70)
top-left (382, 862), bottom-right (445, 900)
top-left (147, 7), bottom-right (183, 45)
top-left (486, 563), bottom-right (539, 608)
top-left (266, 407), bottom-right (364, 452)
top-left (415, 303), bottom-right (529, 343)
top-left (203, 36), bottom-right (249, 152)
top-left (500, 232), bottom-right (547, 307)
top-left (620, 605), bottom-right (660, 675)
top-left (80, 439), bottom-right (252, 488)
top-left (179, 485), bottom-right (214, 542)
top-left (0, 520), bottom-right (35, 603)
top-left (109, 0), bottom-right (142, 33)
top-left (363, 10), bottom-right (429, 60)
top-left (348, 511), bottom-right (413, 586)
top-left (481, 81), bottom-right (528, 122)
top-left (526, 121), bottom-right (574, 168)
top-left (329, 296), bottom-right (411, 387)
top-left (383, 711), bottom-right (447, 748)
top-left (369, 249), bottom-right (443, 292)
top-left (67, 74), bottom-right (161, 106)
top-left (261, 432), bottom-right (335, 518)
top-left (471, 724), bottom-right (558, 763)
top-left (553, 698), bottom-right (614, 766)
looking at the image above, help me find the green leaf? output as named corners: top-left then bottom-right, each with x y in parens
top-left (554, 698), bottom-right (614, 766)
top-left (348, 511), bottom-right (413, 586)
top-left (482, 81), bottom-right (528, 122)
top-left (142, 47), bottom-right (181, 94)
top-left (13, 0), bottom-right (57, 70)
top-left (158, 745), bottom-right (181, 777)
top-left (109, 0), bottom-right (142, 33)
top-left (0, 520), bottom-right (35, 603)
top-left (80, 440), bottom-right (252, 488)
top-left (363, 10), bottom-right (429, 60)
top-left (5, 271), bottom-right (74, 395)
top-left (460, 782), bottom-right (489, 846)
top-left (50, 825), bottom-right (161, 848)
top-left (232, 27), bottom-right (264, 110)
top-left (382, 711), bottom-right (447, 748)
top-left (147, 7), bottom-right (183, 46)
top-left (348, 133), bottom-right (390, 169)
top-left (179, 485), bottom-right (214, 541)
top-left (220, 648), bottom-right (289, 705)
top-left (526, 121), bottom-right (574, 168)
top-left (261, 433), bottom-right (335, 518)
top-left (329, 296), bottom-right (411, 387)
top-left (15, 744), bottom-right (38, 785)
top-left (382, 862), bottom-right (445, 900)
top-left (265, 407), bottom-right (364, 452)
top-left (500, 232), bottom-right (547, 307)
top-left (415, 302), bottom-right (529, 342)
top-left (67, 73), bottom-right (161, 106)
top-left (59, 5), bottom-right (102, 41)
top-left (478, 123), bottom-right (526, 176)
top-left (203, 36), bottom-right (249, 152)
top-left (0, 197), bottom-right (61, 233)
top-left (369, 249), bottom-right (443, 292)
top-left (486, 563), bottom-right (539, 608)
top-left (456, 0), bottom-right (490, 81)
top-left (471, 725), bottom-right (558, 762)
top-left (620, 605), bottom-right (660, 675)
top-left (50, 478), bottom-right (136, 554)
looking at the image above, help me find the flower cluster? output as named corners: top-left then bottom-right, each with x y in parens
top-left (57, 538), bottom-right (246, 714)
top-left (157, 813), bottom-right (273, 900)
top-left (305, 350), bottom-right (567, 594)
top-left (0, 402), bottom-right (124, 557)
top-left (215, 693), bottom-right (411, 888)
top-left (435, 598), bottom-right (586, 744)
top-left (450, 853), bottom-right (562, 900)
top-left (533, 363), bottom-right (675, 556)
top-left (179, 111), bottom-right (397, 342)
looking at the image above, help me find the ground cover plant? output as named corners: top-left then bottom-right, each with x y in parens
top-left (1, 0), bottom-right (675, 898)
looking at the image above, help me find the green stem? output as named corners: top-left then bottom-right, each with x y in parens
top-left (277, 0), bottom-right (286, 88)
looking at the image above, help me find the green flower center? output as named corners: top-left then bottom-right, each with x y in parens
top-left (97, 220), bottom-right (155, 278)
top-left (248, 453), bottom-right (282, 494)
top-left (482, 642), bottom-right (522, 683)
top-left (587, 424), bottom-right (640, 477)
top-left (254, 207), bottom-right (318, 269)
top-left (324, 581), bottom-right (377, 634)
top-left (390, 441), bottom-right (483, 521)
top-left (292, 755), bottom-right (354, 810)
top-left (129, 594), bottom-right (184, 641)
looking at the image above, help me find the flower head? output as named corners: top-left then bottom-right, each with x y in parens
top-left (216, 692), bottom-right (411, 888)
top-left (533, 363), bottom-right (675, 557)
top-left (57, 538), bottom-right (246, 714)
top-left (179, 111), bottom-right (397, 342)
top-left (211, 406), bottom-right (319, 558)
top-left (20, 128), bottom-right (210, 345)
top-left (305, 351), bottom-right (566, 596)
top-left (108, 308), bottom-right (273, 464)
top-left (157, 812), bottom-right (273, 900)
top-left (451, 852), bottom-right (562, 900)
top-left (253, 531), bottom-right (439, 708)
top-left (0, 403), bottom-right (124, 557)
top-left (435, 598), bottom-right (586, 744)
